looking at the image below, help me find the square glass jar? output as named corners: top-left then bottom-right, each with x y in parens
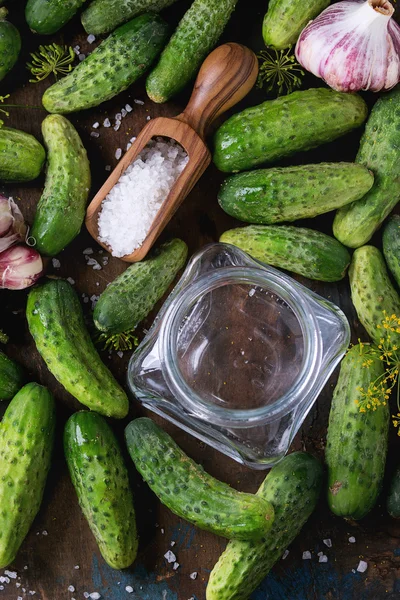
top-left (128, 243), bottom-right (350, 469)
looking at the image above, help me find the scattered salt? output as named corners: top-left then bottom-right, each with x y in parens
top-left (319, 555), bottom-right (328, 563)
top-left (0, 587), bottom-right (4, 591)
top-left (84, 594), bottom-right (89, 599)
top-left (24, 567), bottom-right (28, 571)
top-left (125, 586), bottom-right (134, 593)
top-left (115, 112), bottom-right (122, 121)
top-left (130, 137), bottom-right (136, 143)
top-left (282, 550), bottom-right (289, 560)
top-left (68, 585), bottom-right (75, 592)
top-left (115, 148), bottom-right (122, 160)
top-left (173, 562), bottom-right (180, 570)
top-left (248, 288), bottom-right (255, 297)
top-left (16, 583), bottom-right (21, 588)
top-left (83, 247), bottom-right (93, 254)
top-left (125, 104), bottom-right (133, 112)
top-left (92, 122), bottom-right (99, 129)
top-left (357, 560), bottom-right (368, 573)
top-left (87, 34), bottom-right (96, 43)
top-left (317, 552), bottom-right (323, 557)
top-left (164, 550), bottom-right (176, 563)
top-left (146, 116), bottom-right (151, 121)
top-left (4, 571), bottom-right (17, 579)
top-left (17, 597), bottom-right (22, 600)
top-left (161, 528), bottom-right (165, 534)
top-left (79, 53), bottom-right (86, 61)
top-left (90, 295), bottom-right (100, 309)
top-left (103, 118), bottom-right (111, 128)
top-left (91, 132), bottom-right (100, 138)
top-left (52, 258), bottom-right (61, 269)
top-left (73, 45), bottom-right (80, 54)
top-left (67, 277), bottom-right (75, 285)
top-left (126, 142), bottom-right (132, 151)
top-left (105, 165), bottom-right (111, 171)
top-left (89, 594), bottom-right (101, 600)
top-left (189, 572), bottom-right (197, 580)
top-left (117, 351), bottom-right (123, 358)
top-left (114, 122), bottom-right (121, 132)
top-left (302, 551), bottom-right (312, 560)
top-left (349, 536), bottom-right (356, 543)
top-left (29, 592), bottom-right (36, 596)
top-left (74, 565), bottom-right (80, 570)
top-left (121, 108), bottom-right (127, 118)
top-left (170, 541), bottom-right (176, 547)
top-left (134, 99), bottom-right (144, 105)
top-left (323, 539), bottom-right (332, 548)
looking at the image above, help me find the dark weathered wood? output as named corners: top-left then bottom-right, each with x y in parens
top-left (1, 1), bottom-right (400, 599)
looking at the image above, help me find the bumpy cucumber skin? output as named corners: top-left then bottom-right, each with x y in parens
top-left (30, 115), bottom-right (91, 257)
top-left (94, 239), bottom-right (187, 336)
top-left (326, 344), bottom-right (388, 520)
top-left (213, 88), bottom-right (368, 173)
top-left (0, 382), bottom-right (55, 568)
top-left (82, 0), bottom-right (177, 35)
top-left (218, 163), bottom-right (374, 225)
top-left (0, 127), bottom-right (45, 182)
top-left (146, 0), bottom-right (238, 103)
top-left (349, 246), bottom-right (400, 345)
top-left (27, 280), bottom-right (129, 419)
top-left (65, 412), bottom-right (138, 569)
top-left (383, 215), bottom-right (400, 290)
top-left (262, 0), bottom-right (330, 49)
top-left (220, 225), bottom-right (350, 282)
top-left (334, 89), bottom-right (400, 248)
top-left (26, 0), bottom-right (88, 34)
top-left (387, 466), bottom-right (400, 519)
top-left (125, 418), bottom-right (275, 541)
top-left (0, 351), bottom-right (25, 401)
top-left (42, 14), bottom-right (169, 114)
top-left (0, 10), bottom-right (21, 81)
top-left (206, 452), bottom-right (322, 600)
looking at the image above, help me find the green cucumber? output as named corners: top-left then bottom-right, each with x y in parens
top-left (0, 127), bottom-right (45, 182)
top-left (26, 0), bottom-right (89, 34)
top-left (263, 0), bottom-right (330, 49)
top-left (383, 215), bottom-right (400, 290)
top-left (27, 279), bottom-right (129, 419)
top-left (94, 239), bottom-right (187, 345)
top-left (387, 466), bottom-right (400, 518)
top-left (213, 88), bottom-right (368, 173)
top-left (0, 351), bottom-right (25, 401)
top-left (64, 412), bottom-right (138, 569)
top-left (125, 418), bottom-right (275, 541)
top-left (349, 246), bottom-right (400, 345)
top-left (0, 382), bottom-right (55, 568)
top-left (206, 452), bottom-right (323, 600)
top-left (326, 344), bottom-right (389, 520)
top-left (0, 8), bottom-right (20, 81)
top-left (30, 115), bottom-right (91, 257)
top-left (218, 163), bottom-right (374, 224)
top-left (333, 89), bottom-right (400, 248)
top-left (42, 14), bottom-right (169, 114)
top-left (146, 0), bottom-right (238, 103)
top-left (220, 224), bottom-right (351, 282)
top-left (82, 0), bottom-right (178, 35)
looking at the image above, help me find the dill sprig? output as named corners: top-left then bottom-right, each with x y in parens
top-left (27, 43), bottom-right (75, 83)
top-left (0, 94), bottom-right (44, 127)
top-left (0, 329), bottom-right (9, 344)
top-left (97, 330), bottom-right (139, 353)
top-left (257, 47), bottom-right (304, 97)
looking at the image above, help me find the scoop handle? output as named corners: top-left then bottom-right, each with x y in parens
top-left (177, 43), bottom-right (258, 140)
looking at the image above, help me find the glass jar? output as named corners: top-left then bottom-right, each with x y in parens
top-left (128, 243), bottom-right (350, 469)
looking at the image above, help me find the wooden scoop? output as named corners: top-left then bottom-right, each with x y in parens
top-left (85, 42), bottom-right (258, 263)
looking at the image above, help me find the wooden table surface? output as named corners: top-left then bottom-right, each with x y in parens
top-left (1, 2), bottom-right (400, 599)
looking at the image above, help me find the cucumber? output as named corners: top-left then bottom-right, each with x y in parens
top-left (82, 0), bottom-right (178, 35)
top-left (146, 0), bottom-right (238, 103)
top-left (64, 412), bottom-right (138, 569)
top-left (26, 0), bottom-right (89, 34)
top-left (349, 246), bottom-right (400, 345)
top-left (206, 452), bottom-right (323, 600)
top-left (383, 215), bottom-right (400, 290)
top-left (263, 0), bottom-right (330, 49)
top-left (125, 418), bottom-right (275, 541)
top-left (0, 382), bottom-right (55, 568)
top-left (220, 224), bottom-right (351, 282)
top-left (29, 115), bottom-right (91, 257)
top-left (333, 89), bottom-right (400, 248)
top-left (94, 239), bottom-right (187, 342)
top-left (0, 351), bottom-right (25, 401)
top-left (42, 14), bottom-right (169, 114)
top-left (213, 88), bottom-right (368, 173)
top-left (0, 127), bottom-right (45, 182)
top-left (27, 279), bottom-right (129, 419)
top-left (387, 466), bottom-right (400, 519)
top-left (326, 344), bottom-right (389, 520)
top-left (218, 163), bottom-right (374, 225)
top-left (0, 8), bottom-right (20, 81)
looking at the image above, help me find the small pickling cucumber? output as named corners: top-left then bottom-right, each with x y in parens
top-left (218, 163), bottom-right (374, 224)
top-left (65, 412), bottom-right (138, 569)
top-left (383, 215), bottom-right (400, 290)
top-left (326, 344), bottom-right (389, 520)
top-left (30, 115), bottom-right (91, 257)
top-left (387, 466), bottom-right (400, 519)
top-left (220, 225), bottom-right (351, 282)
top-left (27, 279), bottom-right (129, 419)
top-left (0, 8), bottom-right (20, 81)
top-left (82, 0), bottom-right (178, 35)
top-left (146, 0), bottom-right (238, 103)
top-left (333, 89), bottom-right (400, 248)
top-left (125, 418), bottom-right (275, 541)
top-left (349, 246), bottom-right (400, 345)
top-left (26, 0), bottom-right (89, 34)
top-left (213, 88), bottom-right (368, 173)
top-left (263, 0), bottom-right (330, 49)
top-left (0, 351), bottom-right (25, 401)
top-left (0, 382), bottom-right (55, 568)
top-left (42, 14), bottom-right (169, 114)
top-left (0, 127), bottom-right (45, 182)
top-left (206, 452), bottom-right (323, 600)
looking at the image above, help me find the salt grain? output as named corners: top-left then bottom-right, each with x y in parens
top-left (323, 539), bottom-right (332, 548)
top-left (4, 571), bottom-right (17, 579)
top-left (89, 593), bottom-right (101, 600)
top-left (52, 258), bottom-right (61, 269)
top-left (87, 34), bottom-right (96, 43)
top-left (189, 572), bottom-right (197, 580)
top-left (170, 541), bottom-right (176, 547)
top-left (173, 562), bottom-right (180, 570)
top-left (74, 565), bottom-right (80, 570)
top-left (164, 550), bottom-right (176, 563)
top-left (91, 132), bottom-right (100, 138)
top-left (357, 560), bottom-right (368, 573)
top-left (92, 122), bottom-right (99, 129)
top-left (349, 536), bottom-right (356, 543)
top-left (103, 118), bottom-right (111, 128)
top-left (114, 122), bottom-right (121, 132)
top-left (146, 115), bottom-right (151, 121)
top-left (105, 165), bottom-right (111, 171)
top-left (84, 594), bottom-right (89, 599)
top-left (79, 53), bottom-right (85, 61)
top-left (125, 104), bottom-right (133, 112)
top-left (126, 143), bottom-right (132, 151)
top-left (134, 99), bottom-right (144, 105)
top-left (302, 551), bottom-right (312, 560)
top-left (67, 278), bottom-right (75, 285)
top-left (73, 45), bottom-right (80, 54)
top-left (282, 550), bottom-right (289, 560)
top-left (319, 555), bottom-right (328, 563)
top-left (125, 586), bottom-right (134, 593)
top-left (117, 351), bottom-right (123, 358)
top-left (115, 148), bottom-right (122, 160)
top-left (68, 586), bottom-right (75, 592)
top-left (121, 108), bottom-right (127, 118)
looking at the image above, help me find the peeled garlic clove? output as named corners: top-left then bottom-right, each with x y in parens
top-left (295, 0), bottom-right (400, 93)
top-left (0, 195), bottom-right (27, 252)
top-left (0, 245), bottom-right (43, 290)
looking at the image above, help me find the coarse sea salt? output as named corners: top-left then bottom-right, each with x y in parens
top-left (98, 138), bottom-right (188, 257)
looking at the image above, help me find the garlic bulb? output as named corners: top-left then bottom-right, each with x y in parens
top-left (295, 0), bottom-right (400, 93)
top-left (0, 195), bottom-right (27, 252)
top-left (0, 245), bottom-right (43, 290)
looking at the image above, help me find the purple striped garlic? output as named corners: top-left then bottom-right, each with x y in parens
top-left (0, 245), bottom-right (43, 290)
top-left (0, 195), bottom-right (27, 252)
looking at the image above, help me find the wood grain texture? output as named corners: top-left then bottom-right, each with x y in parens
top-left (1, 1), bottom-right (400, 599)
